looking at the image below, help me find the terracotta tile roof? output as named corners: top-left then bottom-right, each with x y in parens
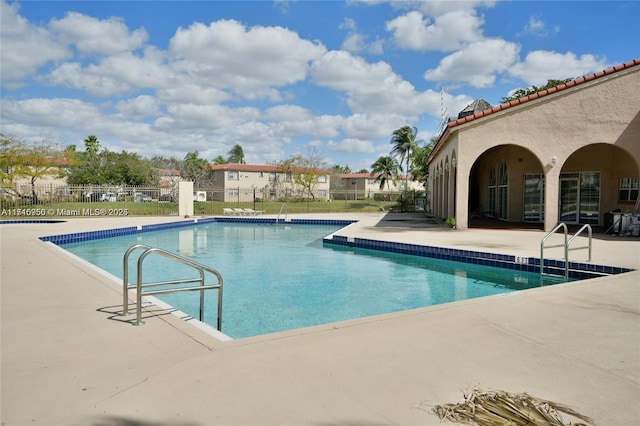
top-left (337, 173), bottom-right (414, 180)
top-left (427, 58), bottom-right (640, 163)
top-left (210, 164), bottom-right (280, 172)
top-left (447, 58), bottom-right (640, 129)
top-left (158, 169), bottom-right (180, 176)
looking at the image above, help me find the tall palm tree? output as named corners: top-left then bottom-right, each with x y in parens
top-left (371, 155), bottom-right (399, 200)
top-left (390, 126), bottom-right (421, 190)
top-left (227, 144), bottom-right (245, 164)
top-left (83, 135), bottom-right (100, 155)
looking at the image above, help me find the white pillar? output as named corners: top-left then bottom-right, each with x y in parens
top-left (544, 166), bottom-right (560, 231)
top-left (178, 181), bottom-right (194, 218)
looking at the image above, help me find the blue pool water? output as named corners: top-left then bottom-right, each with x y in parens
top-left (60, 222), bottom-right (564, 339)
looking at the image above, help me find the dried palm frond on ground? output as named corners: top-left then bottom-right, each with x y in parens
top-left (430, 387), bottom-right (595, 426)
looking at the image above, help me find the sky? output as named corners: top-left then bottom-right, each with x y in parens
top-left (1, 1), bottom-right (639, 172)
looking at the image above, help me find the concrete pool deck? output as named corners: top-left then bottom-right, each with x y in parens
top-left (1, 212), bottom-right (639, 425)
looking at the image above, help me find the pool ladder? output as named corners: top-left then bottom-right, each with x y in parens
top-left (120, 244), bottom-right (223, 330)
top-left (540, 223), bottom-right (592, 282)
top-left (276, 202), bottom-right (288, 224)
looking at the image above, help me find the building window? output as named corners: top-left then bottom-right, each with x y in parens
top-left (228, 188), bottom-right (238, 198)
top-left (619, 177), bottom-right (639, 202)
top-left (212, 171), bottom-right (217, 181)
top-left (488, 163), bottom-right (496, 216)
top-left (284, 172), bottom-right (292, 182)
top-left (229, 171), bottom-right (239, 180)
top-left (269, 172), bottom-right (276, 182)
top-left (269, 189), bottom-right (276, 199)
top-left (317, 175), bottom-right (327, 183)
top-left (367, 179), bottom-right (375, 185)
top-left (523, 173), bottom-right (544, 222)
top-left (497, 160), bottom-right (508, 220)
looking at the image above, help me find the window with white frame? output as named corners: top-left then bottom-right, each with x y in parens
top-left (269, 172), bottom-right (276, 181)
top-left (229, 171), bottom-right (239, 180)
top-left (228, 188), bottom-right (238, 198)
top-left (317, 175), bottom-right (327, 183)
top-left (619, 177), bottom-right (639, 202)
top-left (284, 172), bottom-right (292, 182)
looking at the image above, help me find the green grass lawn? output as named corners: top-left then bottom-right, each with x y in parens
top-left (1, 199), bottom-right (400, 218)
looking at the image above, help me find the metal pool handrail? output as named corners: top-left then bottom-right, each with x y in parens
top-left (540, 223), bottom-right (592, 282)
top-left (121, 244), bottom-right (223, 329)
top-left (276, 202), bottom-right (288, 224)
top-left (540, 223), bottom-right (569, 281)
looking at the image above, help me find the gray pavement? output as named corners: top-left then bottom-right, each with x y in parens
top-left (1, 213), bottom-right (639, 426)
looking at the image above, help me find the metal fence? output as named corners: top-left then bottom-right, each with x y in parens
top-left (1, 183), bottom-right (425, 218)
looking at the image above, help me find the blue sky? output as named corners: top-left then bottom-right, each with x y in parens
top-left (1, 0), bottom-right (638, 172)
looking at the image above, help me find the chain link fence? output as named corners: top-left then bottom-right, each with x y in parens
top-left (1, 183), bottom-right (426, 218)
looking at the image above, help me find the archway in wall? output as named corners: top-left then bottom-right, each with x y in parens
top-left (468, 144), bottom-right (544, 229)
top-left (560, 143), bottom-right (638, 228)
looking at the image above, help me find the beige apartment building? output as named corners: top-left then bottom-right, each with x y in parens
top-left (210, 164), bottom-right (331, 202)
top-left (427, 58), bottom-right (640, 231)
top-left (332, 173), bottom-right (424, 200)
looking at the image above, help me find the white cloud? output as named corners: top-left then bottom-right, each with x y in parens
top-left (340, 17), bottom-right (384, 54)
top-left (46, 48), bottom-right (171, 96)
top-left (406, 0), bottom-right (496, 16)
top-left (310, 50), bottom-right (441, 117)
top-left (1, 98), bottom-right (103, 128)
top-left (168, 19), bottom-right (326, 98)
top-left (49, 12), bottom-right (148, 55)
top-left (521, 16), bottom-right (559, 37)
top-left (386, 10), bottom-right (484, 52)
top-left (423, 39), bottom-right (520, 88)
top-left (0, 0), bottom-right (69, 87)
top-left (327, 138), bottom-right (375, 153)
top-left (509, 51), bottom-right (606, 86)
top-left (115, 96), bottom-right (160, 118)
top-left (157, 85), bottom-right (232, 105)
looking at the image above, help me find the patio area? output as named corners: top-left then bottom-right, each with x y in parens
top-left (1, 213), bottom-right (638, 425)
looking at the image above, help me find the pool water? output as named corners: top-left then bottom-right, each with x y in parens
top-left (61, 223), bottom-right (563, 339)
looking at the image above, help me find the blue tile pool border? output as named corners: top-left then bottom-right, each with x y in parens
top-left (322, 234), bottom-right (634, 280)
top-left (37, 217), bottom-right (633, 279)
top-left (38, 217), bottom-right (356, 245)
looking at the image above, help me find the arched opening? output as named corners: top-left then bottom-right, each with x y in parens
top-left (559, 143), bottom-right (638, 227)
top-left (468, 145), bottom-right (543, 229)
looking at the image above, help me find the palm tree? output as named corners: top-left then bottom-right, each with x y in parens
top-left (371, 156), bottom-right (399, 200)
top-left (83, 135), bottom-right (100, 155)
top-left (212, 155), bottom-right (227, 165)
top-left (227, 144), bottom-right (245, 164)
top-left (390, 126), bottom-right (421, 190)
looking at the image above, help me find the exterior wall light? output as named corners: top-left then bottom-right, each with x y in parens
top-left (551, 156), bottom-right (557, 166)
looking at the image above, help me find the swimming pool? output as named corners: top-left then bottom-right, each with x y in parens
top-left (53, 219), bottom-right (583, 339)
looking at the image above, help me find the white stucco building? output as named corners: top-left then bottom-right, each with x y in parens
top-left (427, 58), bottom-right (640, 231)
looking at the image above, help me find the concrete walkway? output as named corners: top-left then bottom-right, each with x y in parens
top-left (1, 213), bottom-right (639, 426)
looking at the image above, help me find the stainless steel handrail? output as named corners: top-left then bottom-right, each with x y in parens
top-left (121, 244), bottom-right (223, 329)
top-left (568, 224), bottom-right (592, 263)
top-left (276, 202), bottom-right (288, 224)
top-left (540, 223), bottom-right (592, 282)
top-left (540, 223), bottom-right (568, 281)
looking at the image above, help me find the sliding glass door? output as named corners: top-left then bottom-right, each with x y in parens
top-left (523, 173), bottom-right (544, 222)
top-left (559, 172), bottom-right (600, 225)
